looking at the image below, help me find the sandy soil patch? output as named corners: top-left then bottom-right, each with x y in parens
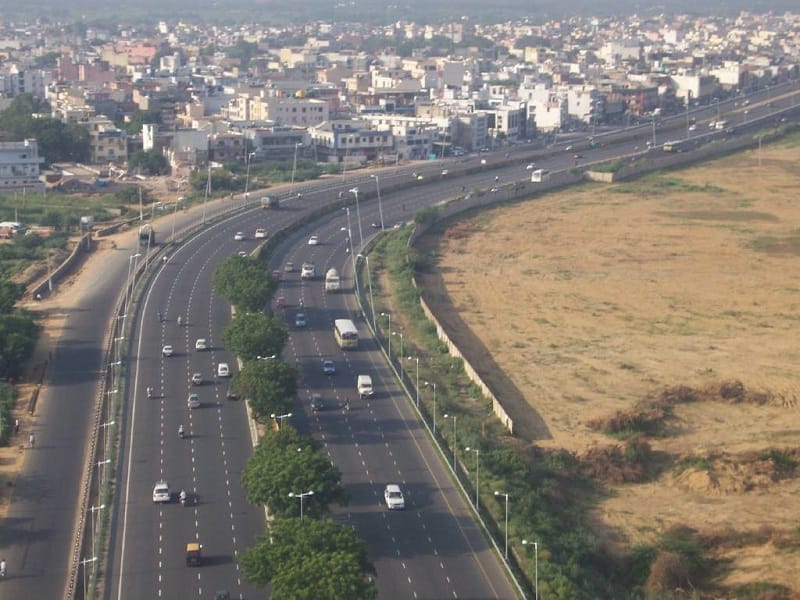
top-left (433, 139), bottom-right (800, 592)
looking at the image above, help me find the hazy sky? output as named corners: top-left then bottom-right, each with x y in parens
top-left (1, 0), bottom-right (797, 23)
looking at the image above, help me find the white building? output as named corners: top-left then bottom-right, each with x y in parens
top-left (0, 139), bottom-right (45, 193)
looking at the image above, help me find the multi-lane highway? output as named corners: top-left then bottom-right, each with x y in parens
top-left (3, 77), bottom-right (797, 600)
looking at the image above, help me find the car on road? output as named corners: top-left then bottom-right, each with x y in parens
top-left (526, 163), bottom-right (536, 170)
top-left (300, 262), bottom-right (316, 279)
top-left (234, 231), bottom-right (245, 241)
top-left (237, 251), bottom-right (248, 258)
top-left (191, 372), bottom-right (203, 386)
top-left (565, 145), bottom-right (573, 151)
top-left (284, 262), bottom-right (295, 272)
top-left (490, 187), bottom-right (499, 193)
top-left (276, 295), bottom-right (286, 308)
top-left (384, 484), bottom-right (405, 510)
top-left (195, 338), bottom-right (208, 351)
top-left (322, 359), bottom-right (336, 375)
top-left (441, 169), bottom-right (449, 176)
top-left (217, 363), bottom-right (230, 378)
top-left (187, 393), bottom-right (201, 409)
top-left (392, 221), bottom-right (405, 229)
top-left (573, 153), bottom-right (584, 159)
top-left (308, 235), bottom-right (319, 245)
top-left (310, 393), bottom-right (324, 412)
top-left (295, 312), bottom-right (307, 328)
top-left (370, 222), bottom-right (382, 229)
top-left (254, 228), bottom-right (267, 239)
top-left (162, 345), bottom-right (174, 357)
top-left (153, 480), bottom-right (171, 503)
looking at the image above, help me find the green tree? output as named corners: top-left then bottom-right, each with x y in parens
top-left (212, 255), bottom-right (276, 312)
top-left (0, 313), bottom-right (39, 379)
top-left (232, 358), bottom-right (296, 420)
top-left (122, 109), bottom-right (161, 135)
top-left (241, 427), bottom-right (347, 518)
top-left (271, 551), bottom-right (377, 600)
top-left (128, 149), bottom-right (169, 175)
top-left (240, 518), bottom-right (373, 587)
top-left (0, 280), bottom-right (25, 313)
top-left (222, 312), bottom-right (288, 361)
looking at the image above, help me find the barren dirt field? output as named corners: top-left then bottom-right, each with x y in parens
top-left (434, 138), bottom-right (800, 592)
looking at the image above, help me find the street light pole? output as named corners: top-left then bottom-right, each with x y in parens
top-left (495, 490), bottom-right (510, 560)
top-left (522, 540), bottom-right (539, 599)
top-left (349, 187), bottom-right (364, 252)
top-left (291, 142), bottom-right (303, 196)
top-left (80, 556), bottom-right (97, 600)
top-left (244, 151), bottom-right (255, 207)
top-left (270, 412), bottom-right (293, 430)
top-left (288, 490), bottom-right (314, 521)
top-left (408, 356), bottom-right (419, 407)
top-left (90, 504), bottom-right (105, 561)
top-left (444, 413), bottom-right (457, 471)
top-left (466, 447), bottom-right (480, 509)
top-left (425, 381), bottom-right (437, 433)
top-left (393, 331), bottom-right (404, 379)
top-left (371, 174), bottom-right (385, 231)
top-left (344, 208), bottom-right (357, 294)
top-left (358, 254), bottom-right (376, 332)
top-left (381, 312), bottom-right (391, 361)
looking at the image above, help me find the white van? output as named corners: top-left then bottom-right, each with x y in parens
top-left (217, 363), bottom-right (230, 378)
top-left (357, 375), bottom-right (373, 398)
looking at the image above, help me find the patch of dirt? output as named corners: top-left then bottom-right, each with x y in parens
top-left (422, 140), bottom-right (800, 593)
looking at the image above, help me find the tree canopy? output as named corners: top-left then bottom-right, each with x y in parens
top-left (212, 255), bottom-right (276, 313)
top-left (0, 94), bottom-right (89, 165)
top-left (222, 312), bottom-right (288, 362)
top-left (241, 427), bottom-right (347, 518)
top-left (128, 149), bottom-right (169, 176)
top-left (240, 517), bottom-right (373, 587)
top-left (232, 357), bottom-right (296, 420)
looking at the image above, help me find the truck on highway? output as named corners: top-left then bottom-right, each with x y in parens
top-left (260, 195), bottom-right (280, 209)
top-left (138, 224), bottom-right (156, 247)
top-left (662, 139), bottom-right (690, 152)
top-left (325, 268), bottom-right (341, 292)
top-left (531, 168), bottom-right (550, 183)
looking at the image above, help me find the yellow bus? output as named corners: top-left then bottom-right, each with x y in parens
top-left (334, 319), bottom-right (359, 349)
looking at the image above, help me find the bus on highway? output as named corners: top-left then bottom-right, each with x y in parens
top-left (334, 319), bottom-right (359, 349)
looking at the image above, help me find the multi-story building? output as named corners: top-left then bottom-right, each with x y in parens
top-left (308, 120), bottom-right (393, 163)
top-left (0, 139), bottom-right (45, 193)
top-left (85, 117), bottom-right (128, 165)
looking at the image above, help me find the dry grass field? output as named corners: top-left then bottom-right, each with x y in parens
top-left (434, 138), bottom-right (800, 593)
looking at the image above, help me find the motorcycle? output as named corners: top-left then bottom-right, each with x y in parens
top-left (147, 387), bottom-right (153, 399)
top-left (178, 425), bottom-right (185, 439)
top-left (177, 315), bottom-right (182, 326)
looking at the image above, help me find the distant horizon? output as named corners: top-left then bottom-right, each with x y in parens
top-left (1, 0), bottom-right (798, 25)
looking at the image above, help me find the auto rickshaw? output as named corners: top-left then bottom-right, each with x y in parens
top-left (185, 542), bottom-right (203, 566)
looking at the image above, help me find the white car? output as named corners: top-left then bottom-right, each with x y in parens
top-left (234, 231), bottom-right (245, 241)
top-left (526, 163), bottom-right (536, 170)
top-left (161, 345), bottom-right (174, 357)
top-left (195, 338), bottom-right (208, 351)
top-left (153, 480), bottom-right (171, 503)
top-left (254, 228), bottom-right (267, 239)
top-left (322, 359), bottom-right (336, 375)
top-left (191, 372), bottom-right (203, 385)
top-left (384, 484), bottom-right (405, 510)
top-left (308, 235), bottom-right (319, 246)
top-left (300, 263), bottom-right (316, 279)
top-left (217, 363), bottom-right (230, 378)
top-left (187, 394), bottom-right (201, 409)
top-left (295, 312), bottom-right (307, 328)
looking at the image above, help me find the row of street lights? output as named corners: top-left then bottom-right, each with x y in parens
top-left (375, 313), bottom-right (541, 597)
